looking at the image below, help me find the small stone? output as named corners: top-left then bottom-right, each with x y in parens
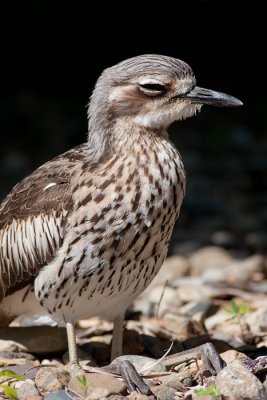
top-left (0, 339), bottom-right (27, 352)
top-left (44, 390), bottom-right (71, 399)
top-left (162, 314), bottom-right (193, 339)
top-left (245, 307), bottom-right (267, 335)
top-left (0, 327), bottom-right (67, 354)
top-left (189, 246), bottom-right (234, 276)
top-left (159, 371), bottom-right (192, 390)
top-left (225, 254), bottom-right (266, 282)
top-left (220, 349), bottom-right (247, 365)
top-left (143, 286), bottom-right (183, 316)
top-left (68, 372), bottom-right (126, 397)
top-left (84, 387), bottom-right (109, 399)
top-left (151, 385), bottom-right (177, 400)
top-left (128, 393), bottom-right (153, 400)
top-left (145, 255), bottom-right (191, 291)
top-left (178, 300), bottom-right (217, 323)
top-left (35, 367), bottom-right (69, 396)
top-left (14, 380), bottom-right (40, 400)
top-left (215, 359), bottom-right (264, 397)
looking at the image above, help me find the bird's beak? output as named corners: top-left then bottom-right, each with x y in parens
top-left (181, 86), bottom-right (243, 107)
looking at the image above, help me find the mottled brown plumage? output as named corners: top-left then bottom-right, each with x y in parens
top-left (0, 54), bottom-right (242, 365)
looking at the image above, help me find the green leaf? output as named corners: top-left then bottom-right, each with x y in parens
top-left (223, 306), bottom-right (236, 314)
top-left (76, 374), bottom-right (88, 388)
top-left (239, 302), bottom-right (249, 315)
top-left (0, 370), bottom-right (25, 380)
top-left (0, 384), bottom-right (18, 399)
top-left (230, 299), bottom-right (239, 313)
top-left (194, 384), bottom-right (221, 395)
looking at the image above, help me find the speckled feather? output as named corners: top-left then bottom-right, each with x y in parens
top-left (0, 54), bottom-right (202, 325)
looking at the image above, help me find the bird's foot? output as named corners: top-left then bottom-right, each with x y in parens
top-left (200, 342), bottom-right (226, 375)
top-left (101, 358), bottom-right (153, 395)
top-left (118, 360), bottom-right (153, 395)
top-left (162, 342), bottom-right (226, 375)
top-left (69, 361), bottom-right (85, 377)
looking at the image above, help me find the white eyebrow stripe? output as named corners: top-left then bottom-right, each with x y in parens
top-left (138, 78), bottom-right (164, 85)
top-left (43, 182), bottom-right (57, 192)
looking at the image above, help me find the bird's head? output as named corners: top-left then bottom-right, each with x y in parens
top-left (88, 54), bottom-right (242, 133)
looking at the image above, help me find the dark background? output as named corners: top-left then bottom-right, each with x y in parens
top-left (1, 1), bottom-right (266, 255)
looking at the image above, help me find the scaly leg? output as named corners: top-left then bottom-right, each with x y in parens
top-left (66, 321), bottom-right (83, 375)
top-left (111, 313), bottom-right (125, 361)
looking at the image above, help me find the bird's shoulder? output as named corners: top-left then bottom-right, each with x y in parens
top-left (0, 144), bottom-right (91, 299)
top-left (0, 144), bottom-right (88, 229)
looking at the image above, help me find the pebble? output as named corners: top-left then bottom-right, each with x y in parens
top-left (158, 371), bottom-right (192, 389)
top-left (0, 327), bottom-right (67, 354)
top-left (245, 307), bottom-right (267, 335)
top-left (189, 246), bottom-right (234, 275)
top-left (144, 255), bottom-right (191, 292)
top-left (215, 359), bottom-right (264, 398)
top-left (150, 385), bottom-right (177, 400)
top-left (44, 390), bottom-right (71, 399)
top-left (69, 372), bottom-right (126, 397)
top-left (224, 254), bottom-right (266, 282)
top-left (220, 349), bottom-right (247, 365)
top-left (35, 367), bottom-right (69, 396)
top-left (144, 286), bottom-right (183, 317)
top-left (14, 379), bottom-right (40, 400)
top-left (178, 299), bottom-right (217, 323)
top-left (0, 339), bottom-right (27, 353)
top-left (162, 314), bottom-right (193, 339)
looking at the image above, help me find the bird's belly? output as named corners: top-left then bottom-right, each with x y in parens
top-left (36, 202), bottom-right (177, 323)
top-left (35, 153), bottom-right (185, 323)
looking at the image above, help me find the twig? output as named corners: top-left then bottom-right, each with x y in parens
top-left (156, 280), bottom-right (168, 319)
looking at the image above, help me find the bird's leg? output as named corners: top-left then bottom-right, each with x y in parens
top-left (109, 314), bottom-right (153, 395)
top-left (111, 313), bottom-right (125, 361)
top-left (66, 321), bottom-right (83, 375)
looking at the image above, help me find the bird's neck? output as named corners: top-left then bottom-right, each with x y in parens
top-left (85, 116), bottom-right (169, 164)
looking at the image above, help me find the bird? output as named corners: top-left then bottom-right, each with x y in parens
top-left (0, 54), bottom-right (242, 373)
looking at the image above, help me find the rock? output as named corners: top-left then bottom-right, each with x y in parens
top-left (189, 246), bottom-right (234, 276)
top-left (0, 327), bottom-right (67, 354)
top-left (0, 339), bottom-right (27, 353)
top-left (178, 300), bottom-right (217, 323)
top-left (150, 385), bottom-right (177, 399)
top-left (44, 391), bottom-right (71, 399)
top-left (205, 310), bottom-right (242, 337)
top-left (13, 379), bottom-right (40, 400)
top-left (0, 363), bottom-right (40, 380)
top-left (245, 307), bottom-right (267, 335)
top-left (220, 349), bottom-right (247, 365)
top-left (158, 371), bottom-right (192, 389)
top-left (35, 367), bottom-right (69, 396)
top-left (174, 280), bottom-right (215, 302)
top-left (144, 255), bottom-right (191, 292)
top-left (138, 286), bottom-right (183, 318)
top-left (128, 393), bottom-right (153, 400)
top-left (224, 254), bottom-right (266, 282)
top-left (84, 387), bottom-right (109, 399)
top-left (69, 372), bottom-right (126, 397)
top-left (215, 359), bottom-right (264, 398)
top-left (162, 314), bottom-right (193, 339)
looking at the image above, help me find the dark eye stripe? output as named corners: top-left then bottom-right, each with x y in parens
top-left (140, 83), bottom-right (165, 92)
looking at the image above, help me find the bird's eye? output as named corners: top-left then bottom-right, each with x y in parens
top-left (138, 83), bottom-right (166, 97)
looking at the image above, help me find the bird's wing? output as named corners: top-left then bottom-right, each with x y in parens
top-left (0, 145), bottom-right (85, 301)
